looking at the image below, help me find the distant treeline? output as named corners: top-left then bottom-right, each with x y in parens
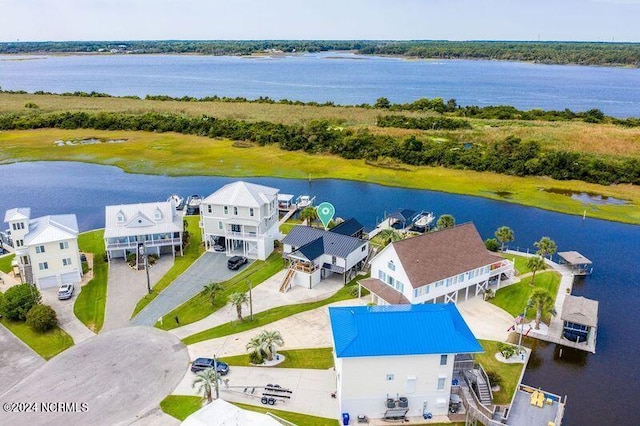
top-left (1, 111), bottom-right (637, 185)
top-left (3, 89), bottom-right (638, 126)
top-left (1, 40), bottom-right (639, 67)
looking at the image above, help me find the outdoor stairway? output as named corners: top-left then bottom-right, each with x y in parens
top-left (476, 378), bottom-right (492, 406)
top-left (279, 268), bottom-right (295, 293)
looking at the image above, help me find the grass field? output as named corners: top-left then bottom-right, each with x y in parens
top-left (157, 251), bottom-right (284, 330)
top-left (0, 253), bottom-right (14, 273)
top-left (501, 253), bottom-right (535, 275)
top-left (476, 340), bottom-right (525, 405)
top-left (0, 291), bottom-right (74, 360)
top-left (74, 229), bottom-right (107, 332)
top-left (221, 347), bottom-right (334, 370)
top-left (132, 215), bottom-right (204, 318)
top-left (1, 127), bottom-right (638, 224)
top-left (490, 272), bottom-right (561, 323)
top-left (182, 275), bottom-right (363, 345)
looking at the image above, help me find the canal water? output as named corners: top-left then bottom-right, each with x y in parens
top-left (2, 161), bottom-right (639, 425)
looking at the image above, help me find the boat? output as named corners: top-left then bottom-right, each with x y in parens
top-left (167, 194), bottom-right (185, 210)
top-left (411, 211), bottom-right (436, 233)
top-left (295, 195), bottom-right (316, 210)
top-left (185, 195), bottom-right (202, 215)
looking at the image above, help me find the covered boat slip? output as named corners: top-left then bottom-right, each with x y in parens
top-left (557, 251), bottom-right (593, 275)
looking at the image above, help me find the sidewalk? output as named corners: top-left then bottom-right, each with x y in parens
top-left (170, 271), bottom-right (344, 339)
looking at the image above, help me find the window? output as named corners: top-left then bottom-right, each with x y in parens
top-left (458, 274), bottom-right (464, 282)
top-left (437, 377), bottom-right (446, 390)
top-left (224, 206), bottom-right (228, 215)
top-left (233, 207), bottom-right (238, 215)
top-left (218, 221), bottom-right (223, 230)
top-left (12, 223), bottom-right (16, 231)
top-left (154, 209), bottom-right (162, 221)
top-left (332, 256), bottom-right (337, 265)
top-left (378, 270), bottom-right (387, 282)
top-left (231, 224), bottom-right (241, 233)
top-left (446, 277), bottom-right (452, 287)
top-left (440, 354), bottom-right (448, 365)
top-left (62, 258), bottom-right (72, 266)
top-left (425, 284), bottom-right (430, 294)
top-left (386, 374), bottom-right (395, 381)
top-left (38, 262), bottom-right (49, 270)
top-left (117, 212), bottom-right (125, 224)
top-left (388, 260), bottom-right (396, 271)
top-left (60, 241), bottom-right (69, 250)
top-left (250, 208), bottom-right (254, 217)
top-left (436, 280), bottom-right (443, 287)
top-left (20, 222), bottom-right (25, 229)
top-left (387, 275), bottom-right (395, 287)
top-left (414, 288), bottom-right (421, 298)
top-left (361, 245), bottom-right (366, 252)
top-left (207, 205), bottom-right (212, 213)
top-left (35, 245), bottom-right (46, 253)
top-left (16, 239), bottom-right (24, 247)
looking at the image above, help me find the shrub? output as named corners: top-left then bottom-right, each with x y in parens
top-left (486, 370), bottom-right (503, 389)
top-left (485, 238), bottom-right (500, 252)
top-left (498, 343), bottom-right (517, 359)
top-left (126, 253), bottom-right (137, 267)
top-left (24, 102), bottom-right (39, 109)
top-left (0, 283), bottom-right (42, 320)
top-left (249, 350), bottom-right (264, 365)
top-left (26, 304), bottom-right (58, 332)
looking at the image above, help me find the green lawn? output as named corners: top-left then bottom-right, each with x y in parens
top-left (132, 215), bottom-right (204, 317)
top-left (182, 275), bottom-right (365, 345)
top-left (490, 272), bottom-right (560, 323)
top-left (0, 291), bottom-right (74, 360)
top-left (476, 340), bottom-right (525, 405)
top-left (221, 347), bottom-right (334, 370)
top-left (156, 251), bottom-right (284, 330)
top-left (74, 229), bottom-right (108, 332)
top-left (501, 253), bottom-right (534, 275)
top-left (234, 402), bottom-right (339, 426)
top-left (279, 218), bottom-right (303, 235)
top-left (0, 253), bottom-right (15, 273)
top-left (160, 395), bottom-right (203, 421)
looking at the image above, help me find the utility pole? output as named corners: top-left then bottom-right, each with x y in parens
top-left (140, 243), bottom-right (151, 294)
top-left (248, 279), bottom-right (253, 320)
top-left (213, 354), bottom-right (220, 399)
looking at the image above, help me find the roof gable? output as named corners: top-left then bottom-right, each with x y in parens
top-left (25, 215), bottom-right (78, 245)
top-left (104, 201), bottom-right (181, 238)
top-left (329, 304), bottom-right (483, 358)
top-left (387, 222), bottom-right (503, 288)
top-left (283, 225), bottom-right (366, 259)
top-left (4, 207), bottom-right (31, 223)
top-left (203, 181), bottom-right (279, 208)
top-left (125, 212), bottom-right (155, 228)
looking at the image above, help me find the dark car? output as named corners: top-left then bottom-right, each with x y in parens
top-left (212, 236), bottom-right (226, 252)
top-left (227, 255), bottom-right (247, 270)
top-left (190, 358), bottom-right (230, 375)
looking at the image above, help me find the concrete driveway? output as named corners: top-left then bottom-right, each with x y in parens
top-left (0, 325), bottom-right (45, 396)
top-left (456, 297), bottom-right (515, 342)
top-left (41, 287), bottom-right (95, 344)
top-left (0, 327), bottom-right (189, 426)
top-left (103, 257), bottom-right (174, 331)
top-left (172, 366), bottom-right (338, 420)
top-left (132, 252), bottom-right (250, 327)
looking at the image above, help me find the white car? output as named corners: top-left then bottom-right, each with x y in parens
top-left (58, 283), bottom-right (75, 300)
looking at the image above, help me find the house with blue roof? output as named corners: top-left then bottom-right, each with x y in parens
top-left (280, 225), bottom-right (369, 292)
top-left (329, 304), bottom-right (483, 421)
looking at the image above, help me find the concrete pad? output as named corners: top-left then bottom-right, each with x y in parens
top-left (171, 272), bottom-right (344, 339)
top-left (187, 298), bottom-right (366, 359)
top-left (173, 366), bottom-right (339, 420)
top-left (0, 327), bottom-right (189, 426)
top-left (456, 297), bottom-right (515, 342)
top-left (41, 287), bottom-right (95, 344)
top-left (0, 325), bottom-right (45, 395)
top-left (130, 407), bottom-right (180, 426)
top-left (103, 257), bottom-right (173, 331)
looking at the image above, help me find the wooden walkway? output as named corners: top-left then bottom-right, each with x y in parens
top-left (279, 207), bottom-right (297, 226)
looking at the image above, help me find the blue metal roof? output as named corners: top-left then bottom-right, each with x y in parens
top-left (292, 237), bottom-right (325, 261)
top-left (329, 304), bottom-right (483, 358)
top-left (330, 218), bottom-right (364, 237)
top-left (283, 225), bottom-right (366, 259)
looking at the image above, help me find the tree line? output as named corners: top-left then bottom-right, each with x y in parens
top-left (1, 111), bottom-right (638, 185)
top-left (1, 40), bottom-right (639, 67)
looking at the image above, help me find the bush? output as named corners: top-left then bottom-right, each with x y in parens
top-left (485, 238), bottom-right (500, 252)
top-left (248, 350), bottom-right (264, 365)
top-left (126, 253), bottom-right (137, 267)
top-left (26, 304), bottom-right (58, 332)
top-left (486, 370), bottom-right (503, 389)
top-left (0, 283), bottom-right (42, 320)
top-left (24, 102), bottom-right (39, 109)
top-left (498, 343), bottom-right (517, 359)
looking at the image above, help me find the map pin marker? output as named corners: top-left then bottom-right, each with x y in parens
top-left (316, 202), bottom-right (335, 230)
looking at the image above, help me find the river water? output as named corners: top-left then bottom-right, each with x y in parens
top-left (2, 52), bottom-right (640, 117)
top-left (1, 161), bottom-right (639, 425)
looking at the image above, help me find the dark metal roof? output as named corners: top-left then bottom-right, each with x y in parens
top-left (388, 209), bottom-right (417, 222)
top-left (283, 225), bottom-right (366, 259)
top-left (330, 218), bottom-right (364, 237)
top-left (291, 237), bottom-right (324, 261)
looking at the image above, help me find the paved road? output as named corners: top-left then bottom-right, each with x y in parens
top-left (132, 252), bottom-right (249, 327)
top-left (0, 325), bottom-right (45, 396)
top-left (0, 327), bottom-right (189, 426)
top-left (103, 257), bottom-right (173, 331)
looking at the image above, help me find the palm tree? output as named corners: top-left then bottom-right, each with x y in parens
top-left (246, 335), bottom-right (264, 355)
top-left (201, 282), bottom-right (224, 306)
top-left (300, 206), bottom-right (318, 227)
top-left (529, 288), bottom-right (555, 330)
top-left (534, 237), bottom-right (557, 259)
top-left (192, 367), bottom-right (218, 403)
top-left (526, 256), bottom-right (546, 286)
top-left (495, 226), bottom-right (515, 251)
top-left (259, 330), bottom-right (285, 361)
top-left (436, 214), bottom-right (455, 230)
top-left (228, 292), bottom-right (249, 321)
top-left (377, 229), bottom-right (402, 247)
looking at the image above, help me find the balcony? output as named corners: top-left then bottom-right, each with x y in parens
top-left (225, 230), bottom-right (260, 241)
top-left (106, 237), bottom-right (182, 250)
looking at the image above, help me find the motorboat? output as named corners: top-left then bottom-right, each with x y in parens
top-left (167, 194), bottom-right (185, 210)
top-left (296, 195), bottom-right (316, 209)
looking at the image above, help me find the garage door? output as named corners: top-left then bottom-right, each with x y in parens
top-left (61, 271), bottom-right (81, 284)
top-left (38, 275), bottom-right (58, 289)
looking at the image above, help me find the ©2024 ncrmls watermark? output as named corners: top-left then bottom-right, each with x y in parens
top-left (2, 401), bottom-right (89, 413)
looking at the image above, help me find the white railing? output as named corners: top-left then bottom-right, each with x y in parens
top-left (106, 237), bottom-right (181, 250)
top-left (225, 230), bottom-right (260, 240)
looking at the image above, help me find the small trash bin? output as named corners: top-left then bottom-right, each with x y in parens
top-left (342, 412), bottom-right (350, 425)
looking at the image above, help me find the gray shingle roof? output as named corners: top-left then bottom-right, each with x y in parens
top-left (283, 225), bottom-right (366, 259)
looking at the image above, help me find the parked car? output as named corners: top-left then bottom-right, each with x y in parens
top-left (227, 255), bottom-right (247, 270)
top-left (190, 358), bottom-right (230, 375)
top-left (58, 283), bottom-right (75, 300)
top-left (213, 237), bottom-right (226, 252)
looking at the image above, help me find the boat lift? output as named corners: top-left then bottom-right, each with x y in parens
top-left (223, 383), bottom-right (293, 406)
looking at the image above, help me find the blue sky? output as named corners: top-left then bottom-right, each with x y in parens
top-left (1, 0), bottom-right (639, 42)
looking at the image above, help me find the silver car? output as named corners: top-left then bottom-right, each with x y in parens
top-left (58, 283), bottom-right (75, 300)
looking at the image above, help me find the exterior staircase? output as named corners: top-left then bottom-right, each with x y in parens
top-left (476, 379), bottom-right (492, 406)
top-left (279, 268), bottom-right (295, 293)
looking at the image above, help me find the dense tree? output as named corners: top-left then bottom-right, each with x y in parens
top-left (485, 238), bottom-right (500, 252)
top-left (436, 214), bottom-right (456, 230)
top-left (0, 284), bottom-right (41, 321)
top-left (534, 237), bottom-right (558, 259)
top-left (25, 304), bottom-right (58, 332)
